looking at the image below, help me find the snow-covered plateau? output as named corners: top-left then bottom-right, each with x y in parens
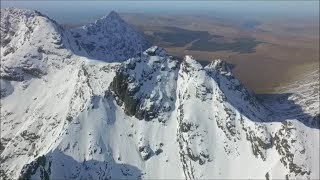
top-left (0, 8), bottom-right (319, 180)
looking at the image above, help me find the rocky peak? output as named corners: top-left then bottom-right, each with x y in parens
top-left (70, 11), bottom-right (148, 62)
top-left (0, 7), bottom-right (74, 82)
top-left (144, 46), bottom-right (167, 57)
top-left (1, 8), bottom-right (319, 180)
top-left (1, 7), bottom-right (41, 19)
top-left (106, 10), bottom-right (121, 20)
top-left (180, 55), bottom-right (203, 73)
top-left (1, 8), bottom-right (39, 40)
top-left (110, 48), bottom-right (179, 122)
top-left (206, 59), bottom-right (232, 76)
top-left (93, 10), bottom-right (125, 28)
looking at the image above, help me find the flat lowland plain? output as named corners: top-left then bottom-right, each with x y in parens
top-left (122, 13), bottom-right (319, 93)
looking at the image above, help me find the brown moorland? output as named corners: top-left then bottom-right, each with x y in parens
top-left (63, 13), bottom-right (319, 93)
top-left (121, 13), bottom-right (319, 93)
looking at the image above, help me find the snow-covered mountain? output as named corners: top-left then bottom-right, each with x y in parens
top-left (258, 68), bottom-right (320, 128)
top-left (0, 8), bottom-right (78, 83)
top-left (1, 8), bottom-right (319, 180)
top-left (70, 11), bottom-right (149, 62)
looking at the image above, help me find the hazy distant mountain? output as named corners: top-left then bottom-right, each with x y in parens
top-left (0, 8), bottom-right (319, 180)
top-left (70, 11), bottom-right (149, 62)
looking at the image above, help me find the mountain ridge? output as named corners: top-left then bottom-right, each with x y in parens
top-left (70, 10), bottom-right (149, 62)
top-left (0, 8), bottom-right (319, 180)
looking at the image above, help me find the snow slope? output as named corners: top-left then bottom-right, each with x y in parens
top-left (70, 11), bottom-right (149, 62)
top-left (0, 8), bottom-right (77, 83)
top-left (259, 68), bottom-right (320, 128)
top-left (1, 8), bottom-right (319, 180)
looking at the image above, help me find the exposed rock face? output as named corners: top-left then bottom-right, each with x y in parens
top-left (1, 8), bottom-right (319, 180)
top-left (0, 79), bottom-right (14, 98)
top-left (138, 144), bottom-right (153, 161)
top-left (0, 8), bottom-right (76, 82)
top-left (110, 46), bottom-right (180, 122)
top-left (273, 121), bottom-right (311, 177)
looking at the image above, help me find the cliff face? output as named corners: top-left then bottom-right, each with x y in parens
top-left (0, 8), bottom-right (319, 180)
top-left (110, 46), bottom-right (179, 122)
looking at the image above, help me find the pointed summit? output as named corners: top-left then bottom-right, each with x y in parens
top-left (107, 10), bottom-right (121, 19)
top-left (1, 7), bottom-right (319, 180)
top-left (70, 10), bottom-right (148, 62)
top-left (96, 10), bottom-right (123, 24)
top-left (0, 8), bottom-right (71, 81)
top-left (206, 59), bottom-right (233, 76)
top-left (144, 46), bottom-right (167, 57)
top-left (92, 10), bottom-right (124, 27)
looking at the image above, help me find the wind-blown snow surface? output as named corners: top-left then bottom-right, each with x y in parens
top-left (1, 8), bottom-right (319, 180)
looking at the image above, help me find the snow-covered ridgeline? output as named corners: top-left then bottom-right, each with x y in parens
top-left (0, 8), bottom-right (319, 180)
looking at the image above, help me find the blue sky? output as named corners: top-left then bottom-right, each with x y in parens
top-left (1, 1), bottom-right (319, 24)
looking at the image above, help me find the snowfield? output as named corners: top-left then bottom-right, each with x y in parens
top-left (0, 8), bottom-right (319, 180)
